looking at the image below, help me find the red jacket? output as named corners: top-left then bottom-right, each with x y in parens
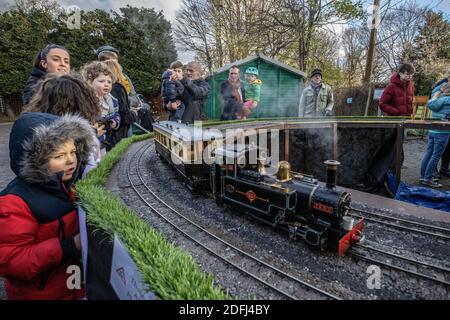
top-left (0, 113), bottom-right (95, 300)
top-left (0, 193), bottom-right (83, 300)
top-left (380, 73), bottom-right (415, 116)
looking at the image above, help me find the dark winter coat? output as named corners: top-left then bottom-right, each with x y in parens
top-left (161, 71), bottom-right (185, 104)
top-left (380, 73), bottom-right (415, 116)
top-left (180, 76), bottom-right (210, 123)
top-left (111, 83), bottom-right (134, 145)
top-left (0, 113), bottom-right (95, 300)
top-left (111, 82), bottom-right (135, 127)
top-left (220, 81), bottom-right (245, 121)
top-left (22, 67), bottom-right (46, 106)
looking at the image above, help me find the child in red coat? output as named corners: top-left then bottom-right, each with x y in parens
top-left (0, 112), bottom-right (95, 299)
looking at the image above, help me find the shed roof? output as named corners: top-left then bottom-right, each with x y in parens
top-left (214, 53), bottom-right (307, 78)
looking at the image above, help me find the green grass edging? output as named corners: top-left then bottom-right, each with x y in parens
top-left (76, 133), bottom-right (229, 300)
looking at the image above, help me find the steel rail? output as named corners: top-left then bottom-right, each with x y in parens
top-left (349, 244), bottom-right (450, 287)
top-left (349, 209), bottom-right (450, 241)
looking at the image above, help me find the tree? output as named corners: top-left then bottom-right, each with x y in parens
top-left (175, 0), bottom-right (294, 72)
top-left (0, 8), bottom-right (54, 95)
top-left (341, 27), bottom-right (365, 87)
top-left (407, 10), bottom-right (450, 95)
top-left (0, 4), bottom-right (178, 97)
top-left (114, 6), bottom-right (178, 94)
top-left (273, 0), bottom-right (364, 71)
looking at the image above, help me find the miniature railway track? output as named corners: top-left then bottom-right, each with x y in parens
top-left (349, 243), bottom-right (450, 287)
top-left (125, 140), bottom-right (341, 300)
top-left (349, 207), bottom-right (450, 241)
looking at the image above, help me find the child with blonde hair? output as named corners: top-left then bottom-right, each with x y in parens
top-left (81, 61), bottom-right (121, 153)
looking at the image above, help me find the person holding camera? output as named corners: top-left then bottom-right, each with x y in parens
top-left (420, 83), bottom-right (450, 188)
top-left (81, 62), bottom-right (121, 155)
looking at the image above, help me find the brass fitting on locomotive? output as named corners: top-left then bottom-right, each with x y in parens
top-left (324, 160), bottom-right (340, 189)
top-left (276, 161), bottom-right (293, 182)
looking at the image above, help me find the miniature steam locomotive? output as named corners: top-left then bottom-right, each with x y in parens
top-left (153, 121), bottom-right (364, 256)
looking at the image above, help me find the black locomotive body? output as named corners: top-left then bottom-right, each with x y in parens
top-left (153, 122), bottom-right (364, 256)
top-left (211, 145), bottom-right (364, 256)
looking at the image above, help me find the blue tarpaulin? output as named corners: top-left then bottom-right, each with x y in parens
top-left (386, 171), bottom-right (450, 213)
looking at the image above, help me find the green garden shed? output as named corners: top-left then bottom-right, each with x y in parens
top-left (205, 53), bottom-right (307, 120)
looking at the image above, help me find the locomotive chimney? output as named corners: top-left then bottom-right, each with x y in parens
top-left (324, 160), bottom-right (340, 189)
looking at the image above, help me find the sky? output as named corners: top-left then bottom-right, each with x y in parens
top-left (0, 0), bottom-right (183, 21)
top-left (0, 0), bottom-right (448, 62)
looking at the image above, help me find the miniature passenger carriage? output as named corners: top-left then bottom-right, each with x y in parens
top-left (153, 121), bottom-right (364, 256)
top-left (154, 121), bottom-right (222, 190)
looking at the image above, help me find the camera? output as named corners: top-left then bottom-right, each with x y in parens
top-left (97, 113), bottom-right (116, 131)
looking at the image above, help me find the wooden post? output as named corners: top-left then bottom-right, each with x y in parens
top-left (362, 0), bottom-right (380, 85)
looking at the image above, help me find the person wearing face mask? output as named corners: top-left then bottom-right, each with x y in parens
top-left (22, 44), bottom-right (71, 106)
top-left (179, 61), bottom-right (210, 123)
top-left (298, 68), bottom-right (334, 117)
top-left (0, 112), bottom-right (95, 299)
top-left (380, 63), bottom-right (415, 117)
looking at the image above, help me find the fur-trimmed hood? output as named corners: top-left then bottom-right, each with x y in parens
top-left (9, 112), bottom-right (96, 184)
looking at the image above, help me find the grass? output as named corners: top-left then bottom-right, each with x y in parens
top-left (76, 133), bottom-right (229, 300)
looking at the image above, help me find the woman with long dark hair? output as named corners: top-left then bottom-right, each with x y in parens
top-left (22, 44), bottom-right (70, 106)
